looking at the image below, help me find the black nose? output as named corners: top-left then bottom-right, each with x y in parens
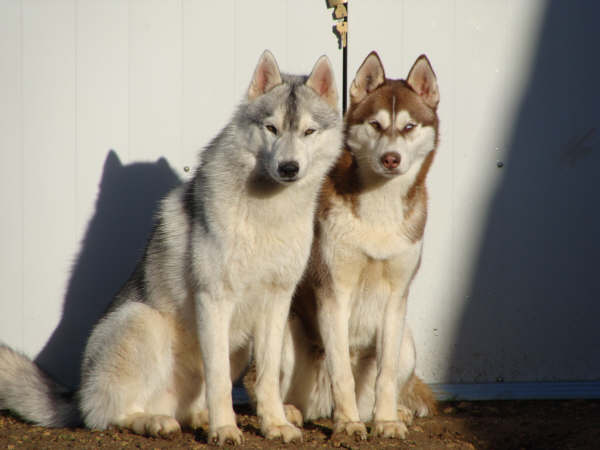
top-left (277, 161), bottom-right (299, 179)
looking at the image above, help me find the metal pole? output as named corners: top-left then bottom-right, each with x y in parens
top-left (329, 0), bottom-right (348, 113)
top-left (342, 2), bottom-right (347, 114)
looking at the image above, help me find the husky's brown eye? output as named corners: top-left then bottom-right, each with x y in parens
top-left (403, 123), bottom-right (416, 132)
top-left (369, 120), bottom-right (382, 131)
top-left (265, 124), bottom-right (278, 135)
top-left (304, 128), bottom-right (316, 136)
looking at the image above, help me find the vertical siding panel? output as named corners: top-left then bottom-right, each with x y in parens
top-left (129, 0), bottom-right (182, 170)
top-left (450, 2), bottom-right (511, 380)
top-left (21, 0), bottom-right (77, 355)
top-left (4, 0), bottom-right (593, 390)
top-left (400, 0), bottom-right (457, 384)
top-left (449, 0), bottom-right (552, 383)
top-left (0, 0), bottom-right (24, 350)
top-left (232, 0), bottom-right (286, 102)
top-left (451, 0), bottom-right (545, 299)
top-left (284, 0), bottom-right (343, 110)
top-left (349, 0), bottom-right (406, 81)
top-left (181, 0), bottom-right (235, 172)
top-left (76, 0), bottom-right (129, 235)
top-left (182, 0), bottom-right (345, 173)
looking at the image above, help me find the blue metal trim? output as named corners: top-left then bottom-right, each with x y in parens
top-left (235, 382), bottom-right (600, 404)
top-left (431, 382), bottom-right (600, 401)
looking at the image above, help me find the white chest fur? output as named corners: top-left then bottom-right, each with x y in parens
top-left (224, 184), bottom-right (316, 292)
top-left (320, 173), bottom-right (424, 351)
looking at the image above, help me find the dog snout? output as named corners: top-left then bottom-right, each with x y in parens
top-left (277, 161), bottom-right (300, 180)
top-left (381, 152), bottom-right (401, 170)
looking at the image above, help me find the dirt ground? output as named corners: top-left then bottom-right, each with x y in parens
top-left (2, 400), bottom-right (599, 449)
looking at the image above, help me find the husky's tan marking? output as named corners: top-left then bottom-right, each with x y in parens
top-left (402, 149), bottom-right (436, 243)
top-left (319, 149), bottom-right (361, 218)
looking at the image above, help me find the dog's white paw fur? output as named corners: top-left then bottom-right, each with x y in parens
top-left (262, 423), bottom-right (302, 443)
top-left (186, 409), bottom-right (209, 430)
top-left (372, 420), bottom-right (408, 439)
top-left (209, 425), bottom-right (244, 446)
top-left (123, 413), bottom-right (181, 437)
top-left (333, 421), bottom-right (368, 440)
top-left (397, 404), bottom-right (415, 425)
top-left (283, 404), bottom-right (303, 427)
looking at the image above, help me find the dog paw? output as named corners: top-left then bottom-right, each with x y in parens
top-left (128, 414), bottom-right (181, 437)
top-left (283, 404), bottom-right (303, 427)
top-left (397, 404), bottom-right (414, 425)
top-left (209, 425), bottom-right (244, 446)
top-left (262, 423), bottom-right (302, 443)
top-left (187, 409), bottom-right (209, 430)
top-left (372, 420), bottom-right (408, 439)
top-left (414, 401), bottom-right (432, 418)
top-left (333, 421), bottom-right (367, 440)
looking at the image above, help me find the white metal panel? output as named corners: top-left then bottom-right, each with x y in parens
top-left (21, 0), bottom-right (77, 356)
top-left (231, 0), bottom-right (343, 112)
top-left (445, 0), bottom-right (547, 383)
top-left (426, 0), bottom-right (545, 382)
top-left (35, 0), bottom-right (132, 388)
top-left (232, 0), bottom-right (288, 103)
top-left (449, 0), bottom-right (600, 384)
top-left (182, 0), bottom-right (343, 172)
top-left (181, 0), bottom-right (235, 173)
top-left (0, 0), bottom-right (24, 350)
top-left (0, 0), bottom-right (349, 388)
top-left (75, 0), bottom-right (129, 236)
top-left (285, 0), bottom-right (344, 111)
top-left (1, 0), bottom-right (599, 394)
top-left (129, 0), bottom-right (183, 168)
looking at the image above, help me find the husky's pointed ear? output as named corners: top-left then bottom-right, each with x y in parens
top-left (247, 50), bottom-right (283, 101)
top-left (306, 55), bottom-right (338, 109)
top-left (350, 51), bottom-right (385, 105)
top-left (407, 55), bottom-right (439, 109)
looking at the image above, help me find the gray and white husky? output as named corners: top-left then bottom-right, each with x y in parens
top-left (0, 50), bottom-right (342, 445)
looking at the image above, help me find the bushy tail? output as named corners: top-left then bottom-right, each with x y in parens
top-left (0, 344), bottom-right (80, 427)
top-left (400, 374), bottom-right (437, 418)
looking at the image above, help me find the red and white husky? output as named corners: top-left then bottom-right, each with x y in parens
top-left (268, 52), bottom-right (440, 439)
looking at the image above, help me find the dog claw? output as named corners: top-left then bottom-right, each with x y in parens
top-left (372, 420), bottom-right (408, 439)
top-left (333, 421), bottom-right (368, 440)
top-left (124, 413), bottom-right (181, 437)
top-left (209, 425), bottom-right (244, 446)
top-left (263, 423), bottom-right (303, 443)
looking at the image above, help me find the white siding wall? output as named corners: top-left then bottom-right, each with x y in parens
top-left (1, 0), bottom-right (599, 394)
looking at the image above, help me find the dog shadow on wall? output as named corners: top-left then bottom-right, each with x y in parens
top-left (449, 0), bottom-right (600, 385)
top-left (34, 150), bottom-right (182, 389)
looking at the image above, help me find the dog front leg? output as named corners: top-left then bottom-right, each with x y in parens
top-left (373, 292), bottom-right (407, 438)
top-left (253, 289), bottom-right (302, 443)
top-left (318, 289), bottom-right (367, 440)
top-left (196, 294), bottom-right (242, 446)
